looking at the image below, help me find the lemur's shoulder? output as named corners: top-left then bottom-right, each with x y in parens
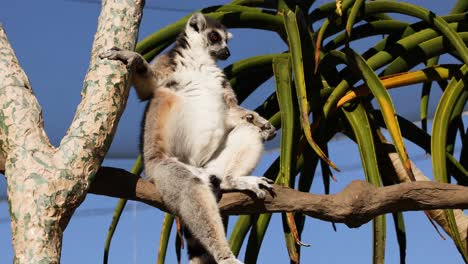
top-left (150, 54), bottom-right (173, 80)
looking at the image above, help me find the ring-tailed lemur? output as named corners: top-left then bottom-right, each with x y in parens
top-left (100, 13), bottom-right (276, 264)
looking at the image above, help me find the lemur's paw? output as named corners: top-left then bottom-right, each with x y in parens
top-left (99, 47), bottom-right (141, 67)
top-left (260, 124), bottom-right (277, 141)
top-left (218, 258), bottom-right (243, 264)
top-left (224, 176), bottom-right (273, 199)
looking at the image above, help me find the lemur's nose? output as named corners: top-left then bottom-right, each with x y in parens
top-left (217, 47), bottom-right (231, 60)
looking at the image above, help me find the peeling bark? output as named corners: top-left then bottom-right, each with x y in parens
top-left (90, 167), bottom-right (468, 228)
top-left (0, 0), bottom-right (144, 262)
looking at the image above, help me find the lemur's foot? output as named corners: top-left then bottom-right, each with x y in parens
top-left (99, 47), bottom-right (147, 72)
top-left (221, 176), bottom-right (273, 199)
top-left (218, 258), bottom-right (244, 264)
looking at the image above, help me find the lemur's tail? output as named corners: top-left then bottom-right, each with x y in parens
top-left (185, 228), bottom-right (217, 264)
top-left (184, 175), bottom-right (222, 264)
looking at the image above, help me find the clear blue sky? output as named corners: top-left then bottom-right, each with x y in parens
top-left (0, 0), bottom-right (466, 263)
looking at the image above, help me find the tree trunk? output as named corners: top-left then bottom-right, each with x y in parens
top-left (0, 0), bottom-right (143, 262)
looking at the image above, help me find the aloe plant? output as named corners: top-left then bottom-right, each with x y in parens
top-left (104, 1), bottom-right (468, 263)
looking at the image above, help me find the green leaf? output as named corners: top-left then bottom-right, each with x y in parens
top-left (342, 104), bottom-right (385, 264)
top-left (274, 56), bottom-right (295, 185)
top-left (244, 214), bottom-right (273, 263)
top-left (230, 157), bottom-right (280, 257)
top-left (325, 20), bottom-right (409, 51)
top-left (392, 212), bottom-right (407, 264)
top-left (345, 0), bottom-right (365, 41)
top-left (156, 214), bottom-right (175, 264)
top-left (373, 215), bottom-right (386, 264)
top-left (345, 48), bottom-right (414, 180)
top-left (451, 0), bottom-right (468, 13)
top-left (431, 64), bottom-right (468, 262)
top-left (420, 57), bottom-right (440, 135)
top-left (282, 213), bottom-right (300, 264)
top-left (314, 0), bottom-right (356, 68)
top-left (224, 53), bottom-right (288, 103)
top-left (136, 9), bottom-right (283, 58)
top-left (370, 110), bottom-right (468, 185)
top-left (321, 19), bottom-right (467, 117)
top-left (283, 7), bottom-right (339, 171)
top-left (273, 53), bottom-right (303, 262)
top-left (103, 156), bottom-right (143, 264)
top-left (243, 54), bottom-right (298, 263)
top-left (229, 215), bottom-right (255, 256)
top-left (362, 1), bottom-right (468, 66)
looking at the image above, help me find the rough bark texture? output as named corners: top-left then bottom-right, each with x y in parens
top-left (0, 0), bottom-right (143, 262)
top-left (90, 167), bottom-right (468, 228)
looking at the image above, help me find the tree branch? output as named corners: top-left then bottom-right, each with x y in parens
top-left (0, 1), bottom-right (143, 262)
top-left (90, 167), bottom-right (468, 228)
top-left (58, 0), bottom-right (143, 185)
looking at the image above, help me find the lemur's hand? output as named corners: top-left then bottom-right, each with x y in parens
top-left (99, 47), bottom-right (147, 73)
top-left (260, 122), bottom-right (276, 141)
top-left (240, 111), bottom-right (277, 141)
top-left (221, 176), bottom-right (273, 199)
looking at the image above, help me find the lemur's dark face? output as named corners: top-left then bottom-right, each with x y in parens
top-left (186, 13), bottom-right (232, 61)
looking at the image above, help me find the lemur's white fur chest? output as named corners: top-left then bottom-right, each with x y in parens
top-left (167, 60), bottom-right (228, 167)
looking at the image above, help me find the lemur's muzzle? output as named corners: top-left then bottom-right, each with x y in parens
top-left (216, 47), bottom-right (231, 60)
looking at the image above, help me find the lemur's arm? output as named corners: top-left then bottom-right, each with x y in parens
top-left (222, 80), bottom-right (275, 139)
top-left (226, 105), bottom-right (276, 141)
top-left (133, 54), bottom-right (173, 100)
top-left (99, 48), bottom-right (171, 101)
top-left (223, 84), bottom-right (238, 108)
top-left (205, 110), bottom-right (275, 197)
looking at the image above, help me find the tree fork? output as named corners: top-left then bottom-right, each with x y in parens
top-left (0, 0), bottom-right (144, 262)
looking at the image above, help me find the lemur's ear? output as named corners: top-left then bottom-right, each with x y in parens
top-left (187, 12), bottom-right (206, 32)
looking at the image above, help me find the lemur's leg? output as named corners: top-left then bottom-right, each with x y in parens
top-left (99, 47), bottom-right (162, 100)
top-left (146, 159), bottom-right (241, 264)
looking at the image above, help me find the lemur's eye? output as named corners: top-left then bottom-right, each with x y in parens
top-left (209, 31), bottom-right (221, 43)
top-left (245, 114), bottom-right (254, 123)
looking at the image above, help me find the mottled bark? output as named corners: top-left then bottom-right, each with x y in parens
top-left (90, 167), bottom-right (468, 228)
top-left (0, 0), bottom-right (143, 263)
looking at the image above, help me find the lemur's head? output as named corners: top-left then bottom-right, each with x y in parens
top-left (184, 12), bottom-right (232, 61)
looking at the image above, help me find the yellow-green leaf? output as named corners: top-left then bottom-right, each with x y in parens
top-left (431, 64), bottom-right (468, 262)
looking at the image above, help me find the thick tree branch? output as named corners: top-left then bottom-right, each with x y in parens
top-left (0, 1), bottom-right (143, 262)
top-left (90, 167), bottom-right (468, 228)
top-left (58, 0), bottom-right (143, 183)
